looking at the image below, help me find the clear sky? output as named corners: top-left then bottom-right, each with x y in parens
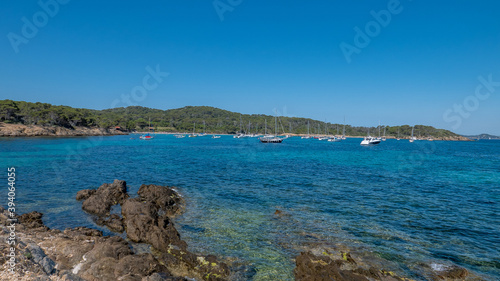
top-left (1, 1), bottom-right (499, 135)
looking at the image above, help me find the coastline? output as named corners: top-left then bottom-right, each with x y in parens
top-left (0, 123), bottom-right (471, 141)
top-left (133, 131), bottom-right (472, 141)
top-left (0, 123), bottom-right (127, 137)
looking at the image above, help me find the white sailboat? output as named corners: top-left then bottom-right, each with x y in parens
top-left (341, 117), bottom-right (346, 140)
top-left (328, 122), bottom-right (341, 142)
top-left (318, 121), bottom-right (329, 140)
top-left (234, 116), bottom-right (245, 138)
top-left (260, 115), bottom-right (284, 143)
top-left (409, 126), bottom-right (416, 142)
top-left (189, 122), bottom-right (197, 137)
top-left (301, 121), bottom-right (311, 139)
top-left (328, 136), bottom-right (341, 142)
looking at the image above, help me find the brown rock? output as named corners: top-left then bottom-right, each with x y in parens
top-left (18, 211), bottom-right (47, 230)
top-left (121, 198), bottom-right (186, 252)
top-left (436, 264), bottom-right (469, 280)
top-left (114, 253), bottom-right (168, 277)
top-left (96, 213), bottom-right (125, 233)
top-left (138, 184), bottom-right (183, 216)
top-left (294, 252), bottom-right (369, 281)
top-left (76, 189), bottom-right (96, 201)
top-left (81, 179), bottom-right (129, 216)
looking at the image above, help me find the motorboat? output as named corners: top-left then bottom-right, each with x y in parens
top-left (361, 136), bottom-right (381, 145)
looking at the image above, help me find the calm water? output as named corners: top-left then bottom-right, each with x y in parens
top-left (1, 135), bottom-right (499, 280)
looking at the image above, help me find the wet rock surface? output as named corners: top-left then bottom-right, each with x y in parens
top-left (79, 179), bottom-right (129, 216)
top-left (1, 180), bottom-right (230, 281)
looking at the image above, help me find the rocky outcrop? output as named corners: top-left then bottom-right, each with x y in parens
top-left (79, 179), bottom-right (129, 216)
top-left (0, 122), bottom-right (127, 137)
top-left (137, 184), bottom-right (184, 216)
top-left (0, 209), bottom-right (181, 281)
top-left (74, 180), bottom-right (230, 281)
top-left (121, 198), bottom-right (186, 252)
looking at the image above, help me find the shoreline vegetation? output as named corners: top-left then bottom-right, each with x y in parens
top-left (0, 99), bottom-right (474, 140)
top-left (0, 180), bottom-right (475, 281)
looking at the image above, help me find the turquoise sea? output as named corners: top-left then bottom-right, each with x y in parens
top-left (1, 135), bottom-right (499, 280)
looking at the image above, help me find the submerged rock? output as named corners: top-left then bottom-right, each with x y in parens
top-left (293, 250), bottom-right (417, 281)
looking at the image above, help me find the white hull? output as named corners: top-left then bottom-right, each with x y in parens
top-left (361, 137), bottom-right (381, 145)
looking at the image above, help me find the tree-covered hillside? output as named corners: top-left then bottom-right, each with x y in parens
top-left (0, 99), bottom-right (461, 138)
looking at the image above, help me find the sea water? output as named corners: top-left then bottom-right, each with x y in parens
top-left (1, 135), bottom-right (499, 280)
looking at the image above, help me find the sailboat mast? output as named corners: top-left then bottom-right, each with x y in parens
top-left (275, 115), bottom-right (278, 136)
top-left (343, 116), bottom-right (346, 137)
top-left (265, 119), bottom-right (267, 135)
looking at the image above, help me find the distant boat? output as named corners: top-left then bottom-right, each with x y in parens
top-left (260, 115), bottom-right (284, 143)
top-left (382, 126), bottom-right (387, 141)
top-left (361, 137), bottom-right (381, 145)
top-left (259, 136), bottom-right (283, 143)
top-left (397, 128), bottom-right (400, 141)
top-left (361, 128), bottom-right (380, 145)
top-left (174, 134), bottom-right (185, 138)
top-left (328, 136), bottom-right (341, 142)
top-left (409, 126), bottom-right (416, 142)
top-left (139, 134), bottom-right (153, 140)
top-left (234, 115), bottom-right (245, 138)
top-left (189, 122), bottom-right (197, 137)
top-left (212, 135), bottom-right (221, 139)
top-left (341, 117), bottom-right (346, 140)
top-left (301, 121), bottom-right (311, 139)
top-left (140, 117), bottom-right (154, 140)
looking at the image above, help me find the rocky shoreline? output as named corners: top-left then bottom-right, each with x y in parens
top-left (1, 180), bottom-right (229, 281)
top-left (1, 180), bottom-right (478, 281)
top-left (0, 123), bottom-right (127, 137)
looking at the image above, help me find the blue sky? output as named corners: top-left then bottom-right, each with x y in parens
top-left (1, 1), bottom-right (499, 135)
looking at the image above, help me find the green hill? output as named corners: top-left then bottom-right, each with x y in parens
top-left (0, 99), bottom-right (463, 138)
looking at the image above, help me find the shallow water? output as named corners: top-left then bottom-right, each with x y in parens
top-left (1, 135), bottom-right (499, 280)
